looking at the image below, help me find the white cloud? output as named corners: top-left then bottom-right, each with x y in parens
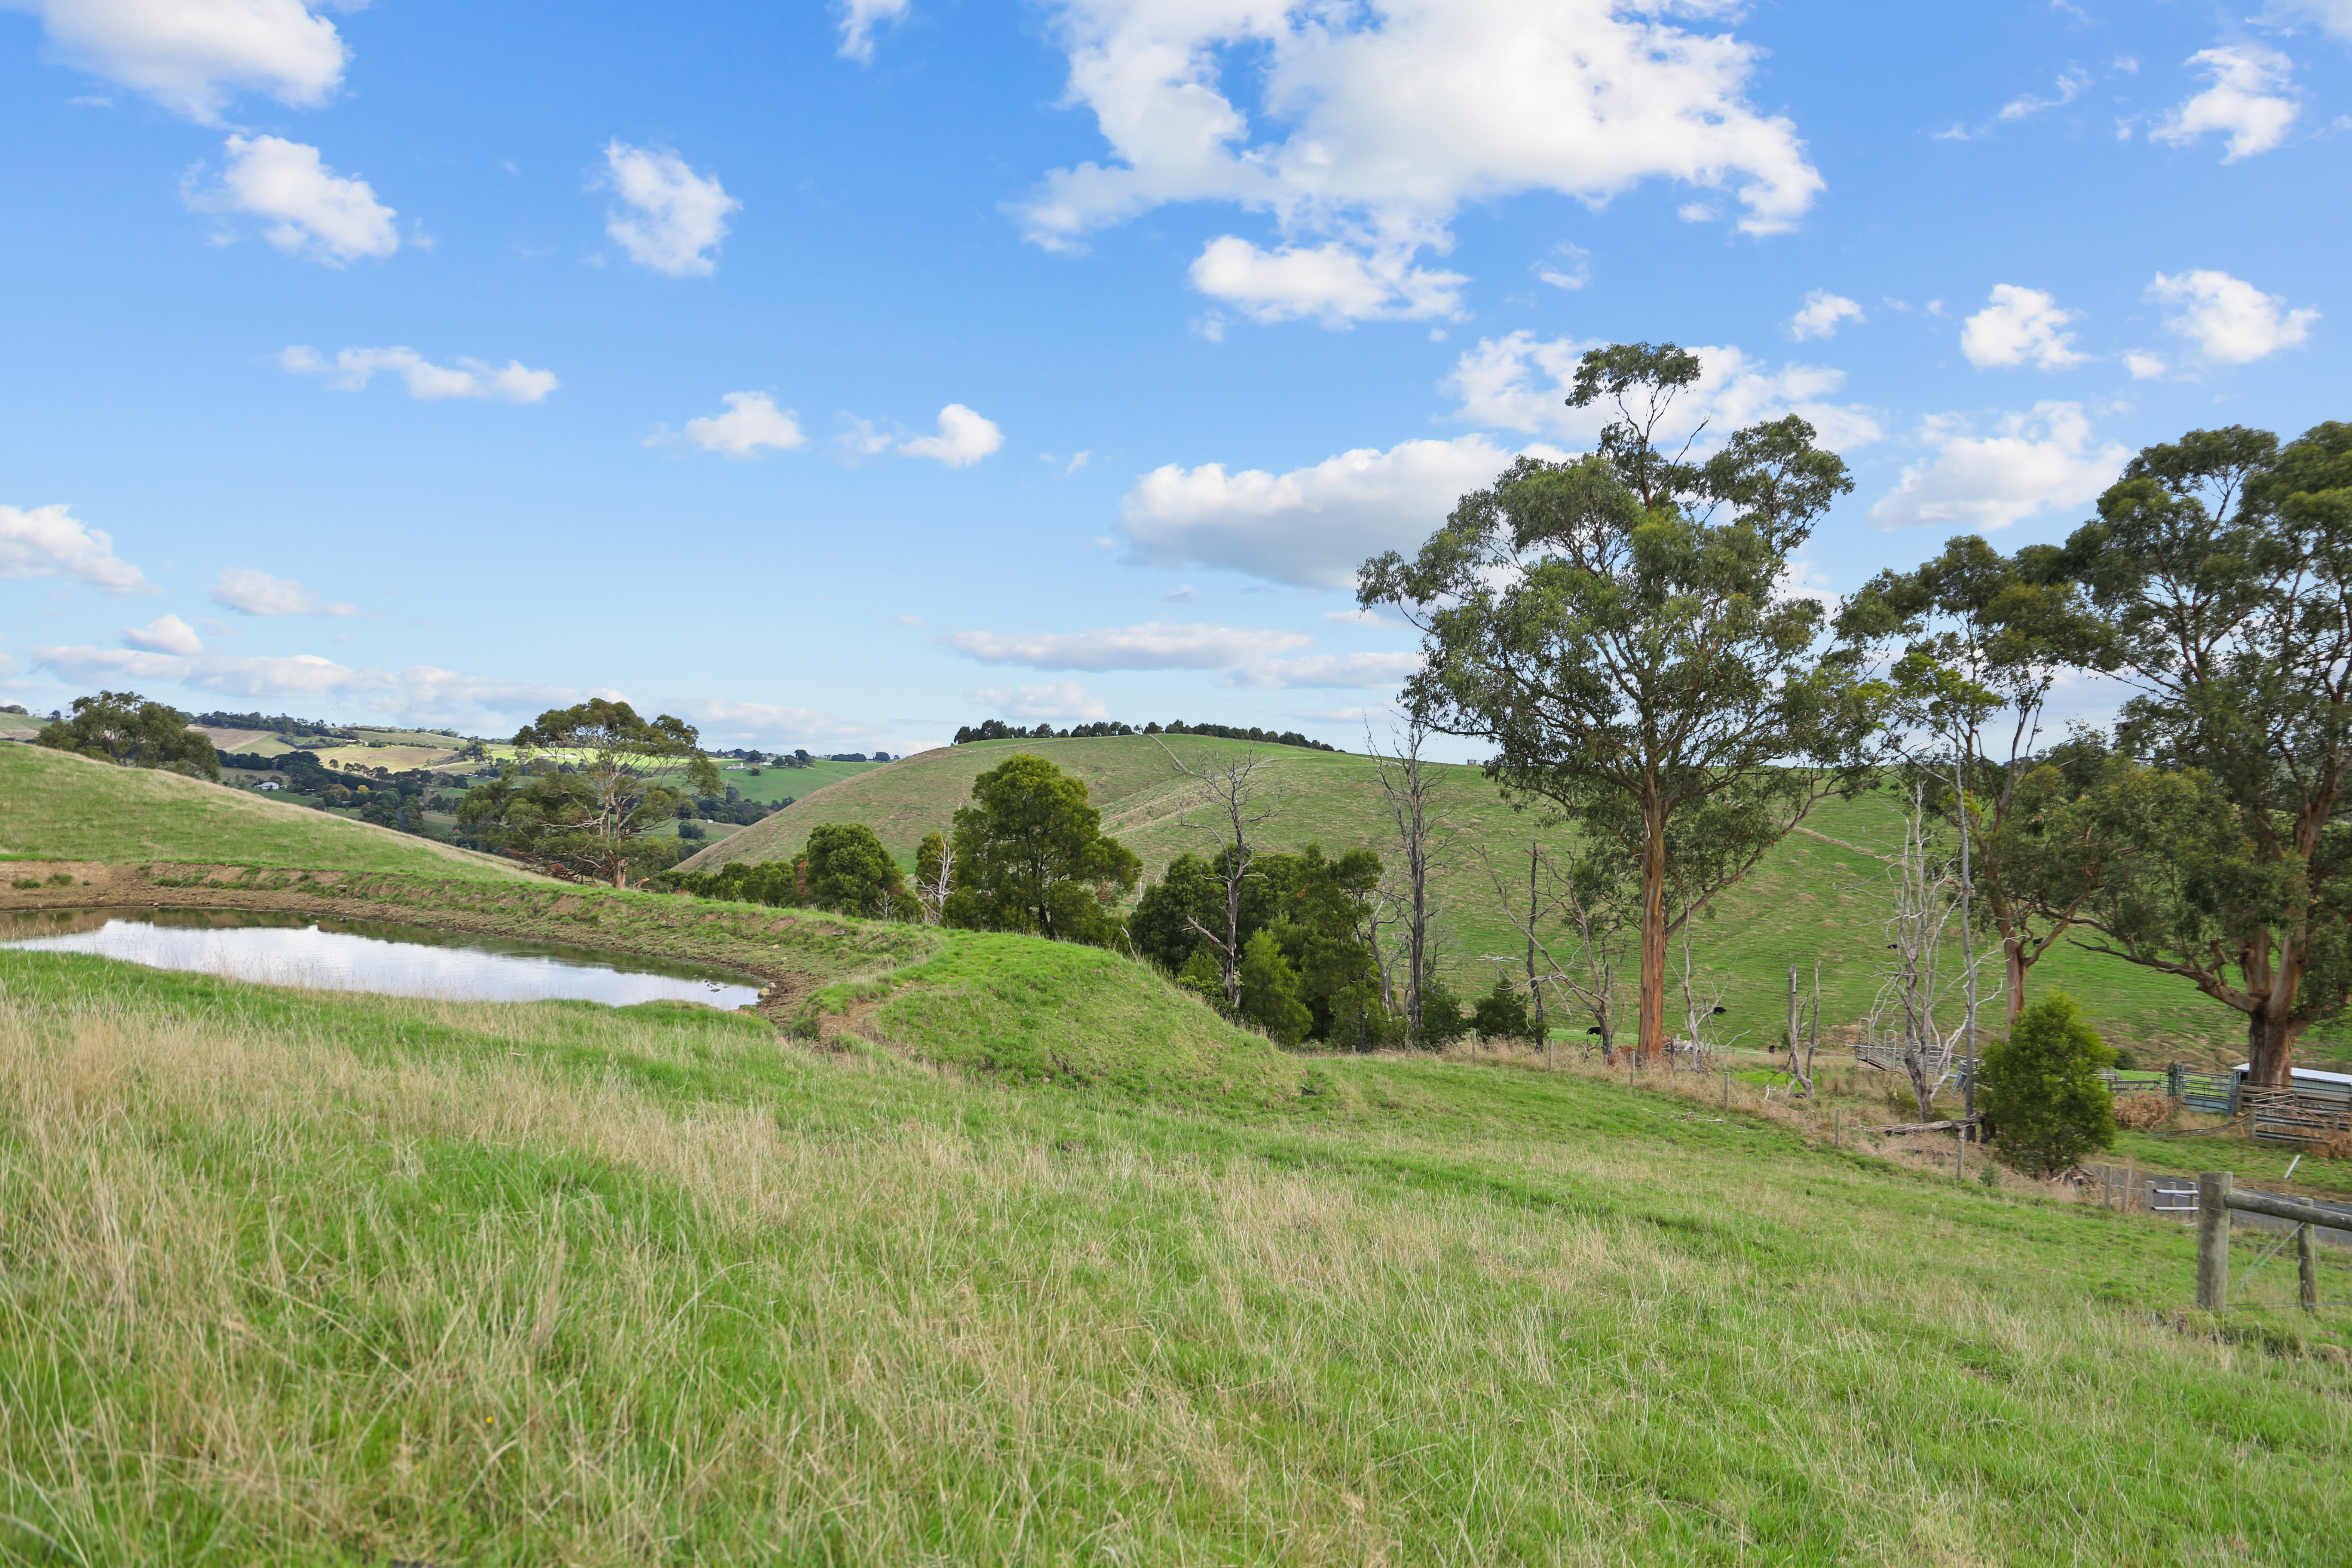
top-left (965, 681), bottom-right (1112, 722)
top-left (601, 141), bottom-right (738, 278)
top-left (122, 613), bottom-right (202, 655)
top-left (2149, 269), bottom-right (2319, 363)
top-left (210, 567), bottom-right (358, 617)
top-left (900, 404), bottom-right (1003, 468)
top-left (837, 0), bottom-right (910, 62)
top-left (1959, 285), bottom-right (2088, 370)
top-left (1225, 651), bottom-right (1423, 690)
top-left (943, 621), bottom-right (1312, 672)
top-left (836, 418), bottom-right (894, 459)
top-left (1868, 402), bottom-right (2128, 531)
top-left (663, 697), bottom-right (879, 743)
top-left (2123, 350), bottom-right (2170, 379)
top-left (1443, 332), bottom-right (1884, 454)
top-left (26, 0), bottom-right (347, 123)
top-left (1536, 242), bottom-right (1591, 291)
top-left (2262, 2), bottom-right (2352, 42)
top-left (187, 135), bottom-right (397, 264)
top-left (1118, 435), bottom-right (1512, 591)
top-left (1788, 290), bottom-right (1864, 340)
top-left (281, 345), bottom-right (559, 403)
top-left (1019, 0), bottom-right (1822, 314)
top-left (0, 502), bottom-right (153, 593)
top-left (1187, 236), bottom-right (1466, 326)
top-left (668, 392), bottom-right (807, 456)
top-left (1999, 67), bottom-right (2091, 121)
top-left (2151, 45), bottom-right (2300, 161)
top-left (29, 645), bottom-right (617, 729)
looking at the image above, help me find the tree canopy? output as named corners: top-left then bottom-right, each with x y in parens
top-left (459, 699), bottom-right (719, 886)
top-left (37, 690), bottom-right (220, 781)
top-left (942, 753), bottom-right (1140, 945)
top-left (2053, 421), bottom-right (2352, 1085)
top-left (1360, 341), bottom-right (1887, 1067)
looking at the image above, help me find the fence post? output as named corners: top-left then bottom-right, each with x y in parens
top-left (2196, 1171), bottom-right (2233, 1311)
top-left (2300, 1224), bottom-right (2319, 1314)
top-left (1722, 1070), bottom-right (1730, 1111)
top-left (2167, 1061), bottom-right (2185, 1101)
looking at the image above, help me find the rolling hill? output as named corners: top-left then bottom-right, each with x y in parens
top-left (680, 734), bottom-right (2308, 1065)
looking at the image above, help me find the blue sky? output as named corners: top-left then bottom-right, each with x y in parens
top-left (3, 0), bottom-right (2346, 761)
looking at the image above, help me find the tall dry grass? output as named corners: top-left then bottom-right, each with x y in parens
top-left (2, 978), bottom-right (2348, 1564)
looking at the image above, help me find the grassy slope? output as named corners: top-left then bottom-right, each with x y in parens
top-left (0, 744), bottom-right (538, 881)
top-left (2, 950), bottom-right (2345, 1565)
top-left (680, 736), bottom-right (2293, 1063)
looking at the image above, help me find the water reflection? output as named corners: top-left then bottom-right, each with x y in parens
top-left (0, 907), bottom-right (764, 1010)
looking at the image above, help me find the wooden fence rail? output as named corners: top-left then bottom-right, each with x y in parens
top-left (2194, 1172), bottom-right (2337, 1314)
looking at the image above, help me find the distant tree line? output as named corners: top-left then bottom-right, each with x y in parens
top-left (953, 718), bottom-right (1334, 751)
top-left (194, 710), bottom-right (360, 740)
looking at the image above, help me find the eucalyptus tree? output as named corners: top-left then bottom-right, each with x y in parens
top-left (37, 690), bottom-right (220, 780)
top-left (1360, 343), bottom-right (1888, 1068)
top-left (2057, 422), bottom-right (2352, 1087)
top-left (461, 699), bottom-right (719, 887)
top-left (1838, 536), bottom-right (2110, 1022)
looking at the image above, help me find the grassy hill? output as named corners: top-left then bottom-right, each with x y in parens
top-left (3, 946), bottom-right (2344, 1563)
top-left (679, 735), bottom-right (2301, 1066)
top-left (0, 743), bottom-right (540, 880)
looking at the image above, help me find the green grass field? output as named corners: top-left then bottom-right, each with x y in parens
top-left (678, 737), bottom-right (2324, 1068)
top-left (3, 949), bottom-right (2346, 1565)
top-left (0, 744), bottom-right (539, 881)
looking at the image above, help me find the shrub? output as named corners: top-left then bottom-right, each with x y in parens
top-left (1416, 974), bottom-right (1469, 1048)
top-left (1237, 930), bottom-right (1313, 1046)
top-left (1470, 974), bottom-right (1532, 1043)
top-left (1977, 992), bottom-right (2117, 1176)
top-left (2111, 1092), bottom-right (2173, 1131)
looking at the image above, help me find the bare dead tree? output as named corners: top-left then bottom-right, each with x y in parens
top-left (916, 838), bottom-right (956, 925)
top-left (1864, 790), bottom-right (1991, 1122)
top-left (1366, 717), bottom-right (1454, 1037)
top-left (1476, 836), bottom-right (1632, 1065)
top-left (1673, 917), bottom-right (1743, 1073)
top-left (1158, 740), bottom-right (1278, 1009)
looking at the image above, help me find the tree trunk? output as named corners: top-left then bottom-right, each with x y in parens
top-left (1637, 804), bottom-right (1668, 1070)
top-left (1222, 863), bottom-right (1244, 1009)
top-left (2248, 1007), bottom-right (2300, 1089)
top-left (2002, 934), bottom-right (2028, 1024)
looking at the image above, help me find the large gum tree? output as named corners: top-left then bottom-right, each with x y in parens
top-left (2057, 422), bottom-right (2352, 1087)
top-left (1360, 343), bottom-right (1887, 1069)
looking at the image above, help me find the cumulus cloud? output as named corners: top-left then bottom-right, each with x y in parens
top-left (2149, 269), bottom-right (2319, 363)
top-left (943, 621), bottom-right (1312, 672)
top-left (1536, 243), bottom-right (1591, 291)
top-left (602, 141), bottom-right (738, 278)
top-left (665, 392), bottom-right (807, 456)
top-left (1019, 0), bottom-right (1822, 316)
top-left (29, 644), bottom-right (616, 729)
top-left (1444, 332), bottom-right (1883, 454)
top-left (2124, 350), bottom-right (2170, 379)
top-left (27, 0), bottom-right (348, 122)
top-left (1788, 290), bottom-right (1864, 340)
top-left (900, 404), bottom-right (1003, 468)
top-left (210, 567), bottom-right (358, 617)
top-left (122, 613), bottom-right (202, 655)
top-left (1960, 285), bottom-right (2088, 370)
top-left (0, 502), bottom-right (153, 593)
top-left (965, 681), bottom-right (1112, 722)
top-left (1225, 651), bottom-right (1423, 690)
top-left (186, 135), bottom-right (398, 264)
top-left (281, 345), bottom-right (558, 403)
top-left (1188, 236), bottom-right (1466, 326)
top-left (837, 0), bottom-right (910, 62)
top-left (2151, 45), bottom-right (2300, 161)
top-left (1118, 435), bottom-right (1512, 590)
top-left (1868, 402), bottom-right (2128, 531)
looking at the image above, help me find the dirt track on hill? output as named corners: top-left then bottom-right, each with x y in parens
top-left (0, 860), bottom-right (824, 1026)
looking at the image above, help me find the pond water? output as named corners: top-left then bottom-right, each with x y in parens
top-left (0, 908), bottom-right (764, 1010)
